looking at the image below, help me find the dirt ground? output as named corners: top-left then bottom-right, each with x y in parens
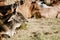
top-left (2, 18), bottom-right (60, 40)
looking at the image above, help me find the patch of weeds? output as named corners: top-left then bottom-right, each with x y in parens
top-left (50, 35), bottom-right (60, 40)
top-left (30, 32), bottom-right (41, 40)
top-left (20, 23), bottom-right (27, 30)
top-left (53, 30), bottom-right (59, 34)
top-left (16, 23), bottom-right (27, 30)
top-left (51, 26), bottom-right (60, 32)
top-left (44, 32), bottom-right (52, 35)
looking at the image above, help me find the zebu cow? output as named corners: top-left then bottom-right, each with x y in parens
top-left (38, 0), bottom-right (60, 18)
top-left (30, 0), bottom-right (60, 18)
top-left (0, 0), bottom-right (28, 38)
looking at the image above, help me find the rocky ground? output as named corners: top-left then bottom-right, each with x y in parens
top-left (2, 18), bottom-right (60, 40)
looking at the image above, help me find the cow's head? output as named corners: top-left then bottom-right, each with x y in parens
top-left (8, 12), bottom-right (28, 22)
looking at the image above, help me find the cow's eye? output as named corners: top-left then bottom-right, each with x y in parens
top-left (20, 0), bottom-right (24, 5)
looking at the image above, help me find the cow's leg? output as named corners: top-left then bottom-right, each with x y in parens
top-left (1, 25), bottom-right (15, 37)
top-left (11, 23), bottom-right (21, 34)
top-left (0, 32), bottom-right (2, 40)
top-left (1, 29), bottom-right (15, 37)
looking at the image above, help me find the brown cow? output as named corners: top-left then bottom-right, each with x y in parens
top-left (0, 0), bottom-right (28, 37)
top-left (31, 0), bottom-right (60, 18)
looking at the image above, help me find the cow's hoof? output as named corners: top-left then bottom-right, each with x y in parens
top-left (1, 30), bottom-right (16, 38)
top-left (2, 34), bottom-right (10, 38)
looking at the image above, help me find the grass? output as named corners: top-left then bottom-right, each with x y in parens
top-left (3, 18), bottom-right (60, 40)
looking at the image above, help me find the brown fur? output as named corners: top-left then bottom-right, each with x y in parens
top-left (0, 19), bottom-right (10, 32)
top-left (18, 0), bottom-right (32, 19)
top-left (0, 0), bottom-right (5, 2)
top-left (30, 1), bottom-right (41, 18)
top-left (0, 32), bottom-right (2, 40)
top-left (0, 0), bottom-right (6, 6)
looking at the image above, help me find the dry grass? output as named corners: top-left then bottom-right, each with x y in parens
top-left (2, 18), bottom-right (60, 40)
